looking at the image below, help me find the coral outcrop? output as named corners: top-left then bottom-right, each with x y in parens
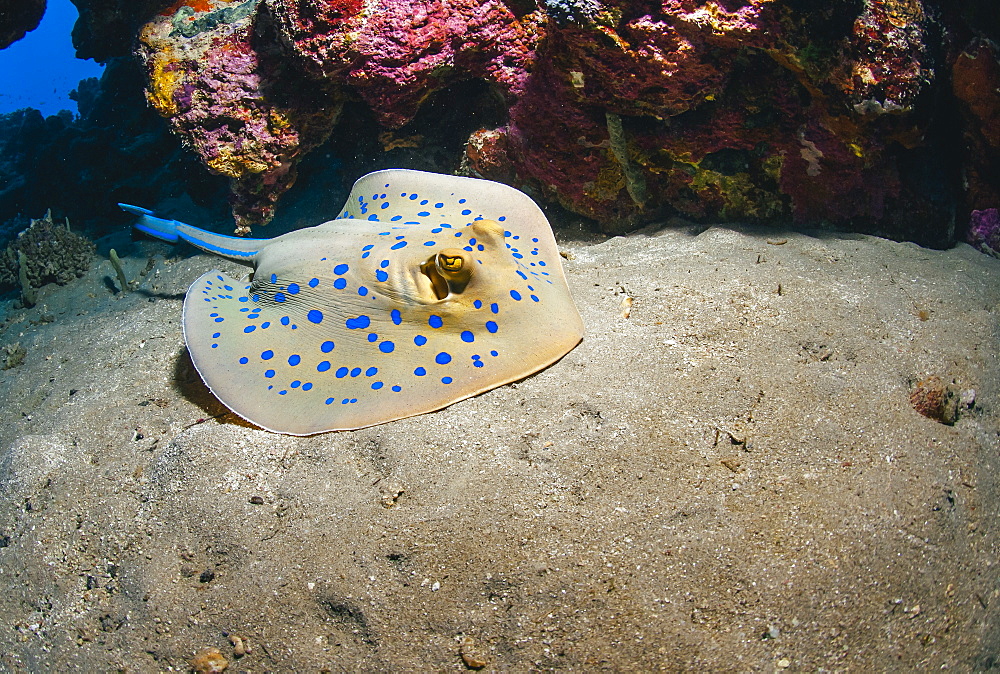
top-left (24, 0), bottom-right (995, 248)
top-left (0, 210), bottom-right (96, 292)
top-left (137, 0), bottom-right (342, 233)
top-left (0, 0), bottom-right (45, 49)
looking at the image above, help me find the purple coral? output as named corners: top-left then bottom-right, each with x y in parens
top-left (967, 208), bottom-right (1000, 256)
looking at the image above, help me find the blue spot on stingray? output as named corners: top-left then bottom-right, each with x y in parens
top-left (326, 398), bottom-right (335, 405)
top-left (213, 332), bottom-right (221, 338)
top-left (486, 321), bottom-right (498, 333)
top-left (391, 309), bottom-right (402, 325)
top-left (376, 270), bottom-right (388, 282)
top-left (391, 241), bottom-right (407, 250)
top-left (346, 315), bottom-right (371, 329)
top-left (491, 303), bottom-right (499, 314)
top-left (424, 241), bottom-right (436, 246)
top-left (270, 273), bottom-right (277, 283)
top-left (435, 352), bottom-right (452, 365)
top-left (274, 293), bottom-right (286, 303)
top-left (381, 202), bottom-right (390, 209)
top-left (244, 325), bottom-right (256, 333)
top-left (392, 385), bottom-right (402, 392)
top-left (474, 300), bottom-right (482, 309)
top-left (308, 309), bottom-right (324, 323)
top-left (474, 360), bottom-right (484, 368)
top-left (414, 335), bottom-right (428, 346)
top-left (442, 376), bottom-right (453, 384)
top-left (239, 357), bottom-right (249, 364)
top-left (261, 322), bottom-right (271, 329)
top-left (461, 331), bottom-right (475, 343)
top-left (291, 381), bottom-right (301, 388)
top-left (510, 290), bottom-right (522, 301)
top-left (333, 278), bottom-right (347, 290)
top-left (366, 367), bottom-right (378, 376)
top-left (336, 367), bottom-right (349, 378)
top-left (414, 367), bottom-right (426, 376)
top-left (517, 270), bottom-right (527, 280)
top-left (317, 361), bottom-right (331, 372)
top-left (372, 382), bottom-right (384, 390)
top-left (409, 194), bottom-right (418, 200)
top-left (362, 245), bottom-right (374, 251)
top-left (321, 340), bottom-right (334, 353)
top-left (214, 317), bottom-right (224, 323)
top-left (491, 350), bottom-right (499, 356)
top-left (358, 286), bottom-right (369, 296)
top-left (417, 211), bottom-right (430, 216)
top-left (379, 341), bottom-right (395, 353)
top-left (461, 209), bottom-right (472, 215)
top-left (261, 350), bottom-right (274, 360)
top-left (281, 316), bottom-right (290, 326)
top-left (531, 295), bottom-right (540, 302)
top-left (429, 315), bottom-right (443, 329)
top-left (287, 283), bottom-right (300, 294)
top-left (368, 333), bottom-right (378, 343)
top-left (302, 383), bottom-right (313, 391)
top-left (351, 367), bottom-right (362, 377)
top-left (334, 263), bottom-right (349, 275)
top-left (288, 354), bottom-right (301, 366)
top-left (265, 370), bottom-right (276, 378)
top-left (309, 278), bottom-right (319, 288)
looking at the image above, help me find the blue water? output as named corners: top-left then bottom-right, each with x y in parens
top-left (0, 0), bottom-right (105, 117)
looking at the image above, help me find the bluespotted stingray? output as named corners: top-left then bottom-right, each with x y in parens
top-left (120, 169), bottom-right (583, 435)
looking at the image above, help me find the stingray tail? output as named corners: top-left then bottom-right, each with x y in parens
top-left (118, 203), bottom-right (264, 263)
top-left (119, 203), bottom-right (180, 243)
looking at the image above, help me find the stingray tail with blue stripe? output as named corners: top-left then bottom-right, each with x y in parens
top-left (118, 203), bottom-right (265, 263)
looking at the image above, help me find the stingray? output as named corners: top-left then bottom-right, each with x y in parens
top-left (120, 169), bottom-right (584, 435)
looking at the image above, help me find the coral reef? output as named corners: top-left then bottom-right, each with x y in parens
top-left (0, 210), bottom-right (96, 293)
top-left (952, 37), bottom-right (1000, 215)
top-left (10, 0), bottom-right (995, 247)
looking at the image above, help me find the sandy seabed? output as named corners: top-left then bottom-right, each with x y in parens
top-left (0, 223), bottom-right (998, 671)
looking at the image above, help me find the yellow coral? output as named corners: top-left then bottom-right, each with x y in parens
top-left (207, 146), bottom-right (271, 178)
top-left (146, 53), bottom-right (182, 117)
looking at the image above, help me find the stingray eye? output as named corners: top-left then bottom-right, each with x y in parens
top-left (438, 253), bottom-right (464, 273)
top-left (421, 248), bottom-right (473, 300)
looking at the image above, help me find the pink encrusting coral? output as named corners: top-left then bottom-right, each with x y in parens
top-left (267, 0), bottom-right (541, 128)
top-left (134, 0), bottom-right (982, 247)
top-left (139, 0), bottom-right (341, 232)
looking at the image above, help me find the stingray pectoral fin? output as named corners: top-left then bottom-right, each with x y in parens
top-left (120, 204), bottom-right (266, 263)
